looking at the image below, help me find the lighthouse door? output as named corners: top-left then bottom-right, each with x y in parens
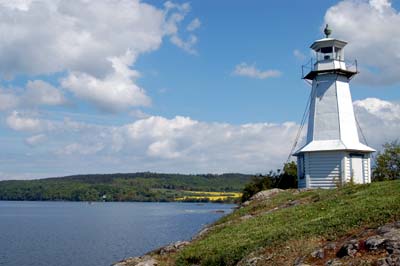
top-left (350, 154), bottom-right (364, 184)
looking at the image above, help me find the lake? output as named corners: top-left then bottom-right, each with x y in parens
top-left (0, 201), bottom-right (235, 266)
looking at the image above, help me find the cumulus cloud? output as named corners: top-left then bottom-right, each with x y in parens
top-left (163, 1), bottom-right (199, 54)
top-left (187, 18), bottom-right (201, 31)
top-left (2, 97), bottom-right (400, 178)
top-left (354, 98), bottom-right (400, 148)
top-left (6, 111), bottom-right (44, 131)
top-left (324, 0), bottom-right (400, 85)
top-left (61, 53), bottom-right (151, 112)
top-left (0, 0), bottom-right (199, 112)
top-left (233, 63), bottom-right (282, 79)
top-left (66, 116), bottom-right (298, 173)
top-left (56, 143), bottom-right (104, 156)
top-left (0, 0), bottom-right (162, 77)
top-left (0, 80), bottom-right (65, 110)
top-left (0, 89), bottom-right (19, 110)
top-left (24, 80), bottom-right (66, 106)
top-left (25, 134), bottom-right (46, 146)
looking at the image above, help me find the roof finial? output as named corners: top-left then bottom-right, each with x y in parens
top-left (324, 24), bottom-right (332, 38)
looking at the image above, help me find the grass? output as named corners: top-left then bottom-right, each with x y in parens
top-left (172, 180), bottom-right (400, 266)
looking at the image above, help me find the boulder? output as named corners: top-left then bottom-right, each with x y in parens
top-left (337, 239), bottom-right (359, 257)
top-left (365, 235), bottom-right (385, 250)
top-left (249, 188), bottom-right (283, 201)
top-left (240, 214), bottom-right (253, 221)
top-left (157, 241), bottom-right (189, 255)
top-left (325, 259), bottom-right (342, 266)
top-left (310, 248), bottom-right (325, 259)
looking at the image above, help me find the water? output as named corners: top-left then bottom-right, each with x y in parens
top-left (0, 201), bottom-right (235, 266)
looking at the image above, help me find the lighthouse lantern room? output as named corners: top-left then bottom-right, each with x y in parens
top-left (293, 25), bottom-right (375, 189)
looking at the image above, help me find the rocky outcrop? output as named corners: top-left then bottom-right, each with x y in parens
top-left (112, 241), bottom-right (189, 266)
top-left (250, 188), bottom-right (283, 201)
top-left (241, 188), bottom-right (283, 207)
top-left (296, 221), bottom-right (400, 266)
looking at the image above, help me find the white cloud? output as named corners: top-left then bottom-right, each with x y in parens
top-left (0, 0), bottom-right (33, 11)
top-left (0, 0), bottom-right (164, 77)
top-left (61, 53), bottom-right (151, 112)
top-left (187, 18), bottom-right (201, 31)
top-left (324, 0), bottom-right (400, 85)
top-left (293, 49), bottom-right (306, 61)
top-left (170, 34), bottom-right (198, 54)
top-left (0, 89), bottom-right (19, 110)
top-left (163, 2), bottom-right (199, 54)
top-left (233, 63), bottom-right (282, 79)
top-left (0, 80), bottom-right (65, 111)
top-left (129, 109), bottom-right (151, 119)
top-left (56, 143), bottom-right (104, 156)
top-left (0, 0), bottom-right (199, 112)
top-left (25, 134), bottom-right (46, 146)
top-left (2, 97), bottom-right (400, 178)
top-left (353, 98), bottom-right (400, 148)
top-left (6, 111), bottom-right (44, 131)
top-left (24, 80), bottom-right (66, 106)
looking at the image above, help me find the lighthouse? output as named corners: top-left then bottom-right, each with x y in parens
top-left (293, 25), bottom-right (375, 189)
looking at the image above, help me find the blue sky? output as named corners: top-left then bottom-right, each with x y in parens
top-left (0, 0), bottom-right (399, 180)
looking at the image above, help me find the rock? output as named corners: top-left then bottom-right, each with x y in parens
top-left (243, 256), bottom-right (262, 266)
top-left (293, 256), bottom-right (305, 266)
top-left (288, 200), bottom-right (301, 207)
top-left (337, 239), bottom-right (359, 257)
top-left (378, 225), bottom-right (395, 235)
top-left (365, 235), bottom-right (386, 250)
top-left (193, 227), bottom-right (210, 239)
top-left (376, 254), bottom-right (400, 266)
top-left (376, 258), bottom-right (390, 266)
top-left (387, 254), bottom-right (400, 265)
top-left (310, 248), bottom-right (325, 259)
top-left (113, 255), bottom-right (157, 266)
top-left (383, 229), bottom-right (400, 242)
top-left (249, 188), bottom-right (283, 201)
top-left (157, 241), bottom-right (189, 255)
top-left (241, 201), bottom-right (251, 207)
top-left (325, 259), bottom-right (342, 266)
top-left (136, 258), bottom-right (157, 266)
top-left (325, 243), bottom-right (336, 250)
top-left (240, 214), bottom-right (253, 221)
top-left (384, 240), bottom-right (400, 255)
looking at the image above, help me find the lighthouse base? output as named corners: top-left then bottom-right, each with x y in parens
top-left (296, 150), bottom-right (372, 189)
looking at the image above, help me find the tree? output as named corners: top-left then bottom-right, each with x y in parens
top-left (241, 161), bottom-right (298, 202)
top-left (277, 161), bottom-right (298, 189)
top-left (373, 141), bottom-right (400, 181)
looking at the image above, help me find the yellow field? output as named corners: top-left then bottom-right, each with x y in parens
top-left (175, 191), bottom-right (242, 202)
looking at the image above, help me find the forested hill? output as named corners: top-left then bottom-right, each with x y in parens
top-left (0, 172), bottom-right (252, 202)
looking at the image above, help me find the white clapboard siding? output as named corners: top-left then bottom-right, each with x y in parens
top-left (363, 157), bottom-right (370, 183)
top-left (307, 151), bottom-right (342, 188)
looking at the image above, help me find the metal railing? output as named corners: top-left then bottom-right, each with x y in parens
top-left (301, 58), bottom-right (358, 79)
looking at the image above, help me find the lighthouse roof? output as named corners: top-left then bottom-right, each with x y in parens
top-left (293, 140), bottom-right (375, 156)
top-left (310, 38), bottom-right (347, 51)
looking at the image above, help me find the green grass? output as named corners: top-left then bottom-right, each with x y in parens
top-left (175, 180), bottom-right (400, 266)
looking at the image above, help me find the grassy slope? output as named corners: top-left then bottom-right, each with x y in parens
top-left (172, 180), bottom-right (400, 266)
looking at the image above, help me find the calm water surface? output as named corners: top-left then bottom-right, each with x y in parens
top-left (0, 201), bottom-right (235, 266)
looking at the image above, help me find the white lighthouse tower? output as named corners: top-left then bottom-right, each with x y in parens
top-left (293, 25), bottom-right (375, 189)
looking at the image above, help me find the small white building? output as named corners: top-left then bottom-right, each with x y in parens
top-left (293, 25), bottom-right (375, 189)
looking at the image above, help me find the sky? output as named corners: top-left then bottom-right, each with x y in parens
top-left (0, 0), bottom-right (400, 180)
